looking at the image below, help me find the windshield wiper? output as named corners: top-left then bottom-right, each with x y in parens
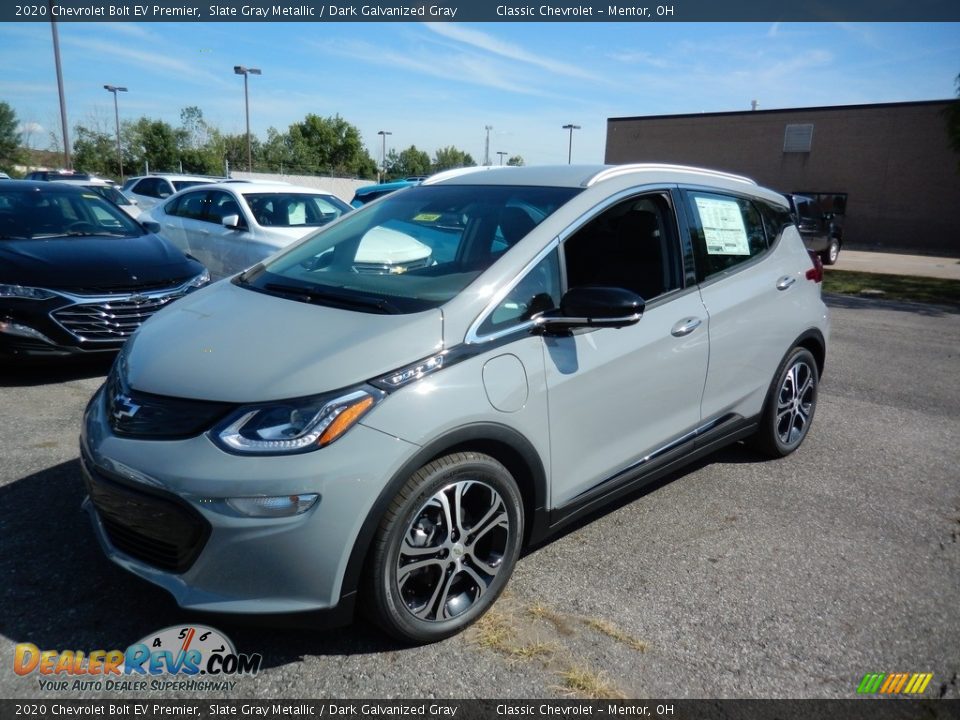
top-left (263, 283), bottom-right (400, 314)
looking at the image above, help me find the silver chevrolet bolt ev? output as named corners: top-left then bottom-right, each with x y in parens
top-left (81, 164), bottom-right (828, 643)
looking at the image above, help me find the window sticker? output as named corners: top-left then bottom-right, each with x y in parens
top-left (695, 196), bottom-right (749, 255)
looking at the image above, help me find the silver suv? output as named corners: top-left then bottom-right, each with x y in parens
top-left (81, 164), bottom-right (828, 642)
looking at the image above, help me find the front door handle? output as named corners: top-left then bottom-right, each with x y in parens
top-left (776, 276), bottom-right (797, 291)
top-left (671, 317), bottom-right (702, 337)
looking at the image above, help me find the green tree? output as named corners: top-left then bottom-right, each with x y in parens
top-left (73, 123), bottom-right (117, 176)
top-left (287, 114), bottom-right (377, 177)
top-left (0, 101), bottom-right (22, 173)
top-left (126, 117), bottom-right (182, 173)
top-left (178, 106), bottom-right (221, 174)
top-left (432, 146), bottom-right (476, 172)
top-left (388, 145), bottom-right (431, 179)
top-left (506, 155), bottom-right (525, 167)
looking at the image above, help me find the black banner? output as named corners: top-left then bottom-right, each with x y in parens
top-left (2, 0), bottom-right (959, 23)
top-left (1, 700), bottom-right (958, 720)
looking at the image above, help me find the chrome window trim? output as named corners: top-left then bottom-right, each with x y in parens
top-left (465, 237), bottom-right (560, 345)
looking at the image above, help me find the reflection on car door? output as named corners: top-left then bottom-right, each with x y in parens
top-left (205, 190), bottom-right (255, 280)
top-left (545, 192), bottom-right (709, 508)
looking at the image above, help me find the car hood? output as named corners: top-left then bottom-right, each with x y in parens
top-left (124, 279), bottom-right (444, 402)
top-left (0, 233), bottom-right (196, 290)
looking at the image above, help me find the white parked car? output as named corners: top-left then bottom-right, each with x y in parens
top-left (142, 182), bottom-right (354, 280)
top-left (122, 174), bottom-right (219, 212)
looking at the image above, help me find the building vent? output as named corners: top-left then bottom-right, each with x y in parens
top-left (783, 124), bottom-right (814, 153)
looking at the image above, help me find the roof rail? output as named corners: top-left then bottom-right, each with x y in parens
top-left (586, 163), bottom-right (757, 187)
top-left (422, 166), bottom-right (501, 185)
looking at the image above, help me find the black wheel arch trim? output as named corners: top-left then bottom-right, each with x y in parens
top-left (338, 422), bottom-right (548, 609)
top-left (793, 328), bottom-right (827, 378)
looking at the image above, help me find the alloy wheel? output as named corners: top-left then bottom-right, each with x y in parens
top-left (776, 359), bottom-right (816, 447)
top-left (395, 480), bottom-right (509, 622)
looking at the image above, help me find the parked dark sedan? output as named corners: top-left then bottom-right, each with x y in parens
top-left (0, 181), bottom-right (209, 358)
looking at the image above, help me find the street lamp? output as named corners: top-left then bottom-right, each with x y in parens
top-left (234, 65), bottom-right (261, 172)
top-left (378, 130), bottom-right (392, 182)
top-left (497, 151), bottom-right (507, 166)
top-left (103, 85), bottom-right (127, 181)
top-left (562, 124), bottom-right (581, 164)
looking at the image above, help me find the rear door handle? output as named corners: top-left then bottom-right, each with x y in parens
top-left (776, 276), bottom-right (797, 291)
top-left (671, 317), bottom-right (702, 337)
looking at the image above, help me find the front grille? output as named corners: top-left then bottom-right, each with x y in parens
top-left (82, 455), bottom-right (209, 574)
top-left (52, 291), bottom-right (184, 342)
top-left (65, 279), bottom-right (189, 295)
top-left (106, 369), bottom-right (234, 439)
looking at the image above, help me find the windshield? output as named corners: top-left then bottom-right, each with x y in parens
top-left (239, 184), bottom-right (580, 313)
top-left (244, 192), bottom-right (351, 228)
top-left (0, 187), bottom-right (144, 240)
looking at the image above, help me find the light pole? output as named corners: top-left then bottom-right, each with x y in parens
top-left (234, 65), bottom-right (261, 172)
top-left (497, 151), bottom-right (507, 166)
top-left (378, 130), bottom-right (392, 182)
top-left (562, 124), bottom-right (580, 164)
top-left (103, 85), bottom-right (127, 181)
top-left (49, 10), bottom-right (71, 169)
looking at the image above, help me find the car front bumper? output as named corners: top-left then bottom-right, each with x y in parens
top-left (81, 385), bottom-right (418, 615)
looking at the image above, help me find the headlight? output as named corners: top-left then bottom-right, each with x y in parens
top-left (213, 387), bottom-right (383, 455)
top-left (0, 284), bottom-right (57, 300)
top-left (186, 268), bottom-right (210, 289)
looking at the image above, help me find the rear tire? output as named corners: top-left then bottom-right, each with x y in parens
top-left (364, 452), bottom-right (523, 644)
top-left (749, 347), bottom-right (819, 458)
top-left (821, 238), bottom-right (840, 265)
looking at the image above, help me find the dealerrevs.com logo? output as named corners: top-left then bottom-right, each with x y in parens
top-left (14, 625), bottom-right (262, 692)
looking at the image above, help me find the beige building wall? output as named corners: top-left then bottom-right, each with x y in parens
top-left (605, 101), bottom-right (960, 256)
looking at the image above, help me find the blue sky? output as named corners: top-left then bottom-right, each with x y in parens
top-left (0, 21), bottom-right (957, 168)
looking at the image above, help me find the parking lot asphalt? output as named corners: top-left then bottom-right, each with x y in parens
top-left (0, 294), bottom-right (958, 701)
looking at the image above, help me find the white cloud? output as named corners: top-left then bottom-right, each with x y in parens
top-left (423, 23), bottom-right (600, 81)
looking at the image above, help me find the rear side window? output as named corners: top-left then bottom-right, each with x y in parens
top-left (684, 191), bottom-right (768, 279)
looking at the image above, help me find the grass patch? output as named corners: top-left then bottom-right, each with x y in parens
top-left (823, 270), bottom-right (960, 308)
top-left (583, 618), bottom-right (648, 652)
top-left (527, 602), bottom-right (576, 635)
top-left (471, 609), bottom-right (514, 652)
top-left (558, 667), bottom-right (627, 699)
top-left (470, 607), bottom-right (557, 661)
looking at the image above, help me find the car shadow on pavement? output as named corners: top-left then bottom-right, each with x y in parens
top-left (0, 459), bottom-right (408, 668)
top-left (0, 356), bottom-right (114, 388)
top-left (523, 442), bottom-right (765, 556)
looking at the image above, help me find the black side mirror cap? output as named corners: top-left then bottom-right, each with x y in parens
top-left (536, 286), bottom-right (644, 334)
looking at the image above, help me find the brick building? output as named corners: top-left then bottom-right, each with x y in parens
top-left (605, 100), bottom-right (960, 256)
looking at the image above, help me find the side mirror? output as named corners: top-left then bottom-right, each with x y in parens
top-left (221, 214), bottom-right (243, 230)
top-left (536, 286), bottom-right (644, 334)
top-left (141, 220), bottom-right (161, 234)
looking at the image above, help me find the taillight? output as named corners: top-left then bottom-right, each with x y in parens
top-left (806, 251), bottom-right (823, 283)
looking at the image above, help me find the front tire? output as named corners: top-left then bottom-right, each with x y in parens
top-left (749, 347), bottom-right (819, 458)
top-left (365, 452), bottom-right (523, 643)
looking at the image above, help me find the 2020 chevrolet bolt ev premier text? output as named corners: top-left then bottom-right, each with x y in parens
top-left (82, 164), bottom-right (828, 643)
